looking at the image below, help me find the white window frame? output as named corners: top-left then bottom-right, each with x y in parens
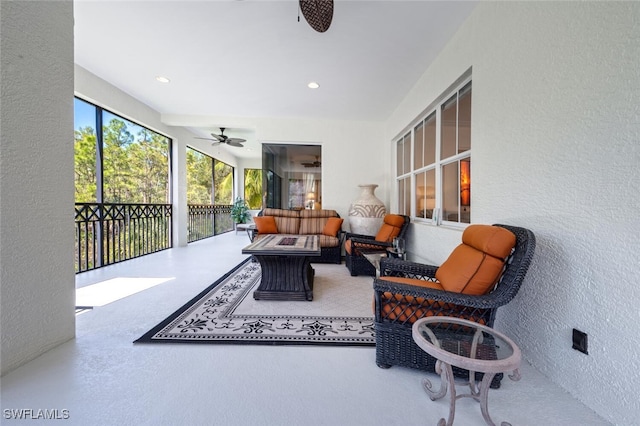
top-left (394, 75), bottom-right (472, 227)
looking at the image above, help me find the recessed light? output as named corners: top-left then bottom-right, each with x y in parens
top-left (155, 76), bottom-right (170, 83)
top-left (307, 82), bottom-right (320, 89)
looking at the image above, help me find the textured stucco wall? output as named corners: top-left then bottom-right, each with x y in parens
top-left (386, 2), bottom-right (640, 424)
top-left (1, 1), bottom-right (75, 374)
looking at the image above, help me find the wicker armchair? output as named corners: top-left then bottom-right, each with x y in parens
top-left (345, 214), bottom-right (410, 276)
top-left (373, 224), bottom-right (535, 388)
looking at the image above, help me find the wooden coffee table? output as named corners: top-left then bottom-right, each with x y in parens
top-left (412, 317), bottom-right (522, 426)
top-left (242, 234), bottom-right (320, 301)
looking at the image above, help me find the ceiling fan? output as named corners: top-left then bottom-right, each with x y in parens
top-left (301, 156), bottom-right (321, 168)
top-left (195, 128), bottom-right (246, 148)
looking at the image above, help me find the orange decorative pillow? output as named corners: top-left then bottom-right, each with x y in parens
top-left (322, 217), bottom-right (343, 237)
top-left (254, 216), bottom-right (278, 234)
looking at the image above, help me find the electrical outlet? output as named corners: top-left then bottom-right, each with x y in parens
top-left (572, 329), bottom-right (588, 355)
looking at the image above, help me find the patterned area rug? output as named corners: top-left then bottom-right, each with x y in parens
top-left (135, 258), bottom-right (375, 346)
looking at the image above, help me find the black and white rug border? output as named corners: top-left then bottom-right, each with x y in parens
top-left (135, 258), bottom-right (375, 346)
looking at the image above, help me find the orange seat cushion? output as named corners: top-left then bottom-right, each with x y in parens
top-left (377, 277), bottom-right (445, 323)
top-left (435, 225), bottom-right (516, 295)
top-left (322, 217), bottom-right (343, 237)
top-left (377, 277), bottom-right (490, 325)
top-left (254, 216), bottom-right (278, 234)
top-left (379, 276), bottom-right (444, 291)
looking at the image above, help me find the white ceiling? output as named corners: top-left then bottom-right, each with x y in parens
top-left (74, 0), bottom-right (477, 156)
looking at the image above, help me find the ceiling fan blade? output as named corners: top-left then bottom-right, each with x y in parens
top-left (227, 137), bottom-right (246, 144)
top-left (194, 137), bottom-right (217, 142)
top-left (210, 133), bottom-right (225, 142)
top-left (227, 140), bottom-right (244, 148)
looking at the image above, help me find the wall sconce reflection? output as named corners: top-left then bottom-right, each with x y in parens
top-left (460, 160), bottom-right (471, 207)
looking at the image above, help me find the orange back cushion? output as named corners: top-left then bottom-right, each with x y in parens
top-left (262, 208), bottom-right (298, 218)
top-left (275, 217), bottom-right (300, 234)
top-left (462, 224), bottom-right (516, 259)
top-left (375, 214), bottom-right (405, 242)
top-left (435, 225), bottom-right (516, 295)
top-left (254, 216), bottom-right (278, 234)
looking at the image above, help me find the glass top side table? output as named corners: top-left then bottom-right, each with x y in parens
top-left (361, 250), bottom-right (387, 278)
top-left (412, 316), bottom-right (522, 426)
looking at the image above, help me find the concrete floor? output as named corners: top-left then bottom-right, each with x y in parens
top-left (1, 232), bottom-right (610, 425)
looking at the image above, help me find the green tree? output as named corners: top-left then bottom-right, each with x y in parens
top-left (99, 117), bottom-right (170, 204)
top-left (186, 148), bottom-right (213, 204)
top-left (74, 126), bottom-right (97, 202)
top-left (214, 159), bottom-right (233, 204)
top-left (131, 128), bottom-right (170, 203)
top-left (102, 118), bottom-right (135, 202)
top-left (244, 169), bottom-right (262, 209)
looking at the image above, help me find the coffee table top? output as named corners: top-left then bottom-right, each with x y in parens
top-left (242, 234), bottom-right (320, 256)
top-left (412, 317), bottom-right (521, 374)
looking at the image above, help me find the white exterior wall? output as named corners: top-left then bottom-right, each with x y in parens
top-left (0, 1), bottom-right (75, 375)
top-left (386, 2), bottom-right (640, 424)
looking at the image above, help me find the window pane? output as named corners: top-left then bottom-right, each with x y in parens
top-left (415, 169), bottom-right (435, 219)
top-left (460, 158), bottom-right (471, 223)
top-left (414, 123), bottom-right (424, 170)
top-left (415, 172), bottom-right (425, 218)
top-left (424, 112), bottom-right (436, 166)
top-left (403, 177), bottom-right (411, 215)
top-left (186, 147), bottom-right (213, 204)
top-left (397, 179), bottom-right (405, 214)
top-left (458, 84), bottom-right (472, 153)
top-left (442, 162), bottom-right (459, 222)
top-left (288, 179), bottom-right (305, 209)
top-left (398, 178), bottom-right (411, 215)
top-left (74, 98), bottom-right (97, 202)
top-left (213, 159), bottom-right (233, 205)
top-left (244, 169), bottom-right (263, 209)
top-left (396, 139), bottom-right (403, 176)
top-left (441, 95), bottom-right (457, 159)
top-left (442, 158), bottom-right (471, 223)
top-left (102, 111), bottom-right (170, 204)
top-left (403, 133), bottom-right (411, 175)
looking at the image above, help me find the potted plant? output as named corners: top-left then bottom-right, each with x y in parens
top-left (230, 197), bottom-right (250, 224)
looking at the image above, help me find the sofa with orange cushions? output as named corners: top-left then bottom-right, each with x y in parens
top-left (344, 214), bottom-right (411, 276)
top-left (251, 208), bottom-right (344, 264)
top-left (372, 224), bottom-right (535, 388)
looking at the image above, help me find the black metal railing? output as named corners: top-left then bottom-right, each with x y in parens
top-left (187, 204), bottom-right (234, 243)
top-left (75, 203), bottom-right (172, 273)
